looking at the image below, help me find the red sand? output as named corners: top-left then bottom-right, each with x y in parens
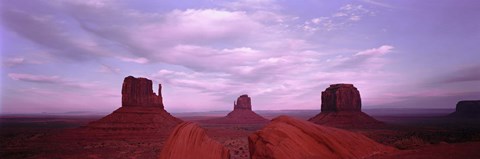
top-left (2, 110), bottom-right (480, 159)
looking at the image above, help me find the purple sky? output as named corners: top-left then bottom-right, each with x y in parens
top-left (1, 0), bottom-right (479, 114)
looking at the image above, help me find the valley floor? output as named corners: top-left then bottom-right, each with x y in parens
top-left (1, 110), bottom-right (479, 159)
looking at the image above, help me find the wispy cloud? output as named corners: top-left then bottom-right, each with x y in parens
top-left (304, 4), bottom-right (374, 32)
top-left (327, 45), bottom-right (394, 70)
top-left (436, 65), bottom-right (480, 84)
top-left (8, 73), bottom-right (62, 84)
top-left (8, 73), bottom-right (98, 89)
top-left (0, 3), bottom-right (111, 61)
top-left (3, 57), bottom-right (25, 67)
top-left (356, 45), bottom-right (393, 56)
top-left (361, 0), bottom-right (393, 8)
top-left (97, 64), bottom-right (120, 74)
top-left (116, 56), bottom-right (149, 64)
top-left (222, 0), bottom-right (281, 11)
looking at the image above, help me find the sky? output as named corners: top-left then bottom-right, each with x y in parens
top-left (1, 0), bottom-right (479, 114)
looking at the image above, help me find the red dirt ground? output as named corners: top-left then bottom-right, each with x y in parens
top-left (1, 110), bottom-right (480, 159)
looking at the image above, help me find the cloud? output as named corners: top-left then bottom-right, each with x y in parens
top-left (151, 69), bottom-right (232, 93)
top-left (3, 57), bottom-right (25, 67)
top-left (8, 73), bottom-right (98, 89)
top-left (1, 0), bottom-right (300, 73)
top-left (2, 54), bottom-right (51, 67)
top-left (223, 0), bottom-right (280, 11)
top-left (304, 4), bottom-right (374, 32)
top-left (63, 2), bottom-right (273, 68)
top-left (147, 44), bottom-right (395, 108)
top-left (374, 91), bottom-right (480, 109)
top-left (361, 0), bottom-right (393, 8)
top-left (8, 73), bottom-right (62, 83)
top-left (0, 3), bottom-right (111, 61)
top-left (356, 45), bottom-right (393, 56)
top-left (436, 65), bottom-right (480, 83)
top-left (116, 56), bottom-right (149, 64)
top-left (327, 45), bottom-right (393, 70)
top-left (97, 64), bottom-right (120, 74)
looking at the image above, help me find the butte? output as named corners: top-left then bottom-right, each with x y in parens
top-left (449, 100), bottom-right (480, 118)
top-left (33, 76), bottom-right (182, 158)
top-left (87, 76), bottom-right (182, 130)
top-left (308, 83), bottom-right (382, 128)
top-left (203, 94), bottom-right (268, 124)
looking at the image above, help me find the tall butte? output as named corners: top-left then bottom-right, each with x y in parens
top-left (204, 94), bottom-right (268, 124)
top-left (88, 76), bottom-right (182, 130)
top-left (308, 84), bottom-right (382, 128)
top-left (121, 76), bottom-right (164, 107)
top-left (41, 76), bottom-right (182, 158)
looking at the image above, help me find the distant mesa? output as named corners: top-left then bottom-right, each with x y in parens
top-left (159, 122), bottom-right (230, 159)
top-left (308, 84), bottom-right (382, 128)
top-left (449, 100), bottom-right (480, 118)
top-left (87, 76), bottom-right (182, 130)
top-left (249, 116), bottom-right (395, 159)
top-left (203, 94), bottom-right (269, 124)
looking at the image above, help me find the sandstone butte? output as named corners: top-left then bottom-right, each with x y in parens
top-left (204, 94), bottom-right (268, 124)
top-left (449, 100), bottom-right (480, 118)
top-left (308, 84), bottom-right (382, 127)
top-left (88, 76), bottom-right (182, 130)
top-left (159, 122), bottom-right (230, 159)
top-left (249, 116), bottom-right (396, 159)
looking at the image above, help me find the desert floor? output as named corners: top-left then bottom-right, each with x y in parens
top-left (1, 109), bottom-right (479, 159)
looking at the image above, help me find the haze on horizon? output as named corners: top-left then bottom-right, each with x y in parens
top-left (1, 0), bottom-right (479, 114)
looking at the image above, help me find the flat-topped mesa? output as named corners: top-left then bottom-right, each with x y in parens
top-left (234, 94), bottom-right (252, 110)
top-left (321, 83), bottom-right (361, 112)
top-left (456, 100), bottom-right (480, 113)
top-left (450, 100), bottom-right (480, 118)
top-left (121, 76), bottom-right (163, 108)
top-left (309, 83), bottom-right (382, 128)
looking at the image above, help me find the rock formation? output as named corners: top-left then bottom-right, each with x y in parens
top-left (249, 116), bottom-right (395, 159)
top-left (159, 122), bottom-right (230, 159)
top-left (321, 84), bottom-right (361, 112)
top-left (88, 76), bottom-right (181, 130)
top-left (309, 84), bottom-right (382, 128)
top-left (202, 94), bottom-right (268, 124)
top-left (122, 76), bottom-right (163, 108)
top-left (234, 94), bottom-right (252, 110)
top-left (449, 100), bottom-right (480, 118)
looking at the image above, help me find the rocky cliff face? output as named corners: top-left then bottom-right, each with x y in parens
top-left (159, 122), bottom-right (230, 159)
top-left (309, 83), bottom-right (382, 128)
top-left (321, 84), bottom-right (361, 112)
top-left (234, 94), bottom-right (252, 110)
top-left (249, 116), bottom-right (395, 159)
top-left (450, 100), bottom-right (480, 118)
top-left (122, 76), bottom-right (163, 108)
